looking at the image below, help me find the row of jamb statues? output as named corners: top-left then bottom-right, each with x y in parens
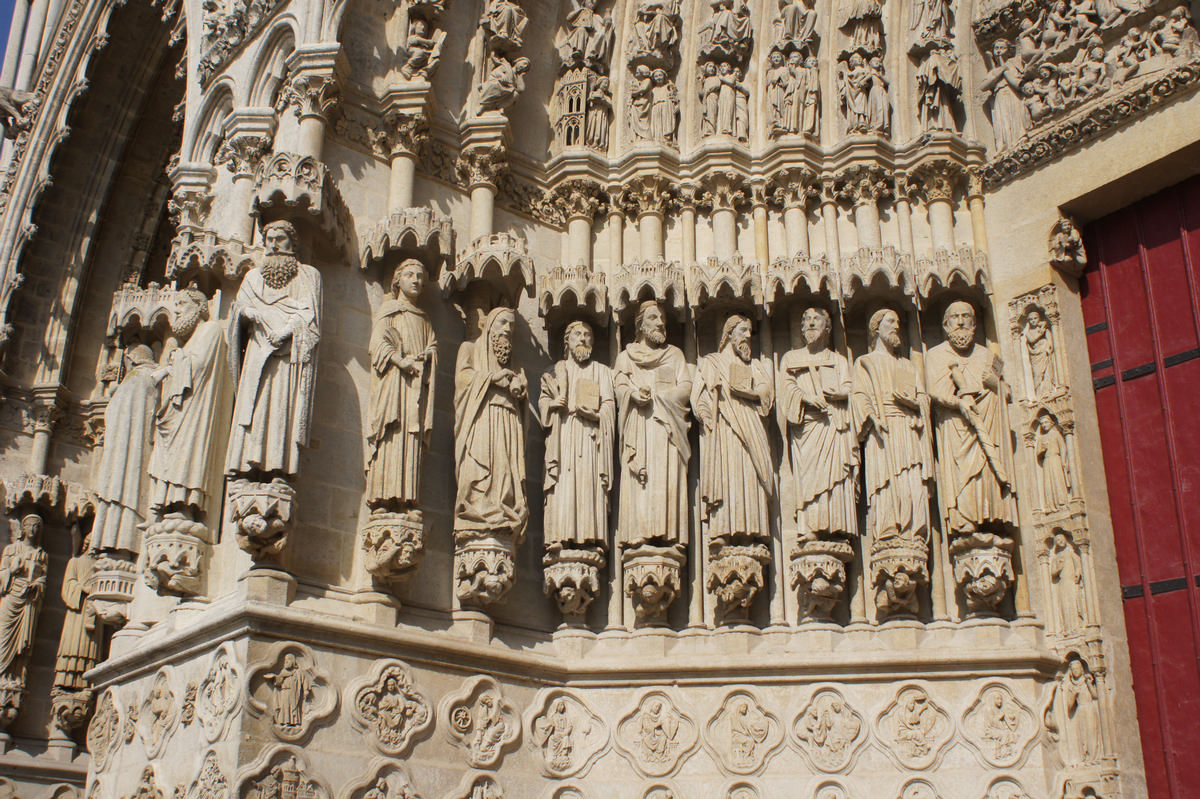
top-left (368, 254), bottom-right (1018, 626)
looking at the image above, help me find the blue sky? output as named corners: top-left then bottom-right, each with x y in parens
top-left (0, 0), bottom-right (17, 70)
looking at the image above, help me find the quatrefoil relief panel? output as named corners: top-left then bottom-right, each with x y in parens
top-left (438, 675), bottom-right (521, 768)
top-left (525, 688), bottom-right (609, 778)
top-left (789, 686), bottom-right (868, 774)
top-left (345, 659), bottom-right (433, 756)
top-left (246, 642), bottom-right (338, 743)
top-left (703, 688), bottom-right (785, 775)
top-left (960, 682), bottom-right (1039, 769)
top-left (614, 689), bottom-right (699, 778)
top-left (873, 684), bottom-right (954, 771)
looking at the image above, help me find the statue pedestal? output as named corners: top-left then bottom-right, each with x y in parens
top-left (237, 567), bottom-right (297, 606)
top-left (790, 539), bottom-right (854, 622)
top-left (543, 545), bottom-right (606, 622)
top-left (623, 544), bottom-right (685, 627)
top-left (451, 608), bottom-right (493, 643)
top-left (361, 509), bottom-right (425, 594)
top-left (950, 532), bottom-right (1016, 617)
top-left (708, 542), bottom-right (771, 624)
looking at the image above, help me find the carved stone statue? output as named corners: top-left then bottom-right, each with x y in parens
top-left (852, 309), bottom-right (932, 619)
top-left (915, 45), bottom-right (961, 132)
top-left (478, 56), bottom-right (531, 115)
top-left (615, 302), bottom-right (692, 623)
top-left (698, 0), bottom-right (753, 63)
top-left (1050, 531), bottom-right (1087, 634)
top-left (53, 530), bottom-right (101, 697)
top-left (781, 308), bottom-right (858, 620)
top-left (693, 315), bottom-right (773, 621)
top-left (93, 344), bottom-right (158, 556)
top-left (700, 61), bottom-right (749, 141)
top-left (453, 307), bottom-right (528, 607)
top-left (927, 301), bottom-right (1016, 537)
top-left (226, 220), bottom-right (322, 481)
top-left (1036, 411), bottom-right (1072, 511)
top-left (266, 653), bottom-right (313, 737)
top-left (928, 301), bottom-right (1017, 614)
top-left (909, 0), bottom-right (952, 42)
top-left (980, 39), bottom-right (1032, 153)
top-left (771, 0), bottom-right (817, 56)
top-left (837, 0), bottom-right (883, 53)
top-left (558, 0), bottom-right (613, 72)
top-left (585, 76), bottom-right (613, 150)
top-left (1046, 655), bottom-right (1103, 766)
top-left (539, 321), bottom-right (615, 619)
top-left (646, 69), bottom-right (679, 145)
top-left (628, 0), bottom-right (682, 68)
top-left (0, 513), bottom-right (46, 731)
top-left (482, 0), bottom-right (528, 51)
top-left (1048, 216), bottom-right (1087, 278)
top-left (366, 261), bottom-right (437, 516)
top-left (1022, 307), bottom-right (1062, 400)
top-left (399, 16), bottom-right (446, 81)
top-left (148, 287), bottom-right (226, 521)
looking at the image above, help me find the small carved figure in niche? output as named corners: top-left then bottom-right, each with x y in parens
top-left (470, 693), bottom-right (509, 762)
top-left (895, 689), bottom-right (936, 757)
top-left (1051, 530), bottom-right (1087, 634)
top-left (483, 0), bottom-right (527, 50)
top-left (692, 316), bottom-right (774, 546)
top-left (838, 54), bottom-right (871, 132)
top-left (838, 0), bottom-right (883, 53)
top-left (866, 56), bottom-right (890, 133)
top-left (1036, 412), bottom-right (1072, 511)
top-left (1022, 306), bottom-right (1061, 400)
top-left (478, 56), bottom-right (531, 114)
top-left (700, 61), bottom-right (721, 136)
top-left (852, 310), bottom-right (931, 550)
top-left (0, 86), bottom-right (34, 139)
top-left (793, 55), bottom-right (821, 135)
top-left (585, 76), bottom-right (613, 150)
top-left (909, 0), bottom-right (952, 43)
top-left (0, 514), bottom-right (47, 682)
top-left (980, 39), bottom-right (1032, 152)
top-left (615, 302), bottom-right (692, 550)
top-left (733, 67), bottom-right (749, 141)
top-left (981, 689), bottom-right (1020, 760)
top-left (766, 50), bottom-right (790, 133)
top-left (265, 653), bottom-right (312, 737)
top-left (702, 61), bottom-right (749, 140)
top-left (637, 698), bottom-right (679, 763)
top-left (698, 0), bottom-right (752, 62)
top-left (558, 0), bottom-right (603, 69)
top-left (628, 0), bottom-right (681, 65)
top-left (399, 17), bottom-right (446, 81)
top-left (927, 302), bottom-right (1016, 538)
top-left (915, 45), bottom-right (961, 132)
top-left (780, 307), bottom-right (858, 543)
top-left (1049, 216), bottom-right (1087, 277)
top-left (629, 64), bottom-right (654, 140)
top-left (366, 261), bottom-right (437, 516)
top-left (453, 308), bottom-right (529, 539)
top-left (540, 321), bottom-right (615, 552)
top-left (54, 529), bottom-right (100, 693)
top-left (1048, 655), bottom-right (1102, 764)
top-left (649, 69), bottom-right (679, 144)
top-left (93, 344), bottom-right (158, 555)
top-left (149, 286), bottom-right (226, 521)
top-left (728, 699), bottom-right (769, 766)
top-left (226, 220), bottom-right (322, 480)
top-left (772, 0), bottom-right (817, 56)
top-left (532, 698), bottom-right (575, 770)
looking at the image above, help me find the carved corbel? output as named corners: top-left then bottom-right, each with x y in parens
top-left (276, 72), bottom-right (341, 124)
top-left (1049, 215), bottom-right (1087, 278)
top-left (623, 175), bottom-right (677, 219)
top-left (912, 160), bottom-right (963, 204)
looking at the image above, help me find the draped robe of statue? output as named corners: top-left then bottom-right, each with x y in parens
top-left (851, 350), bottom-right (931, 544)
top-left (927, 340), bottom-right (1016, 534)
top-left (539, 358), bottom-right (615, 547)
top-left (53, 549), bottom-right (99, 691)
top-left (365, 295), bottom-right (436, 510)
top-left (0, 535), bottom-right (45, 676)
top-left (780, 347), bottom-right (859, 539)
top-left (93, 362), bottom-right (158, 552)
top-left (614, 341), bottom-right (692, 548)
top-left (226, 263), bottom-right (322, 477)
top-left (691, 350), bottom-right (773, 542)
top-left (453, 312), bottom-right (528, 539)
top-left (1037, 420), bottom-right (1071, 510)
top-left (148, 318), bottom-right (226, 513)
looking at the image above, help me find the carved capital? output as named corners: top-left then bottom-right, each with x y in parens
top-left (914, 160), bottom-right (963, 203)
top-left (700, 171), bottom-right (748, 213)
top-left (455, 144), bottom-right (508, 189)
top-left (215, 134), bottom-right (272, 177)
top-left (966, 167), bottom-right (985, 199)
top-left (550, 178), bottom-right (607, 221)
top-left (770, 168), bottom-right (816, 210)
top-left (277, 73), bottom-right (341, 122)
top-left (676, 181), bottom-right (702, 210)
top-left (29, 392), bottom-right (64, 435)
top-left (369, 111), bottom-right (429, 159)
top-left (835, 166), bottom-right (891, 207)
top-left (623, 176), bottom-right (676, 218)
top-left (168, 187), bottom-right (213, 230)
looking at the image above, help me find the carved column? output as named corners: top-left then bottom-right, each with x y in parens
top-left (608, 187), bottom-right (625, 267)
top-left (820, 178), bottom-right (841, 273)
top-left (678, 183), bottom-right (699, 267)
top-left (916, 161), bottom-right (961, 252)
top-left (457, 143), bottom-right (508, 244)
top-left (551, 180), bottom-right (604, 269)
top-left (215, 127), bottom-right (273, 243)
top-left (278, 61), bottom-right (341, 162)
top-left (773, 169), bottom-right (814, 258)
top-left (837, 166), bottom-right (890, 250)
top-left (703, 172), bottom-right (746, 261)
top-left (372, 111), bottom-right (429, 214)
top-left (751, 180), bottom-right (770, 267)
top-left (893, 173), bottom-right (916, 255)
top-left (967, 169), bottom-right (989, 252)
top-left (627, 176), bottom-right (673, 262)
top-left (26, 387), bottom-right (63, 476)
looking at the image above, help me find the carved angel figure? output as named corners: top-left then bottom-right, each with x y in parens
top-left (478, 56), bottom-right (531, 114)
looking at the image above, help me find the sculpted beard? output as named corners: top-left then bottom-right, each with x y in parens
top-left (947, 325), bottom-right (975, 351)
top-left (571, 343), bottom-right (592, 362)
top-left (491, 330), bottom-right (512, 366)
top-left (262, 254), bottom-right (299, 290)
top-left (734, 338), bottom-right (752, 362)
top-left (175, 304), bottom-right (204, 338)
top-left (644, 327), bottom-right (666, 346)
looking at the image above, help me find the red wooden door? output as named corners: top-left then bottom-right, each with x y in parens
top-left (1081, 175), bottom-right (1200, 797)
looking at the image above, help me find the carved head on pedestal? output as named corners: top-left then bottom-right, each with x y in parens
top-left (563, 320), bottom-right (594, 365)
top-left (719, 315), bottom-right (753, 363)
top-left (635, 301), bottom-right (667, 348)
top-left (801, 306), bottom-right (832, 352)
top-left (942, 301), bottom-right (977, 353)
top-left (392, 260), bottom-right (428, 303)
top-left (868, 308), bottom-right (902, 354)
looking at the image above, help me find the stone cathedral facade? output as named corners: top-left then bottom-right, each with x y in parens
top-left (0, 0), bottom-right (1192, 796)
